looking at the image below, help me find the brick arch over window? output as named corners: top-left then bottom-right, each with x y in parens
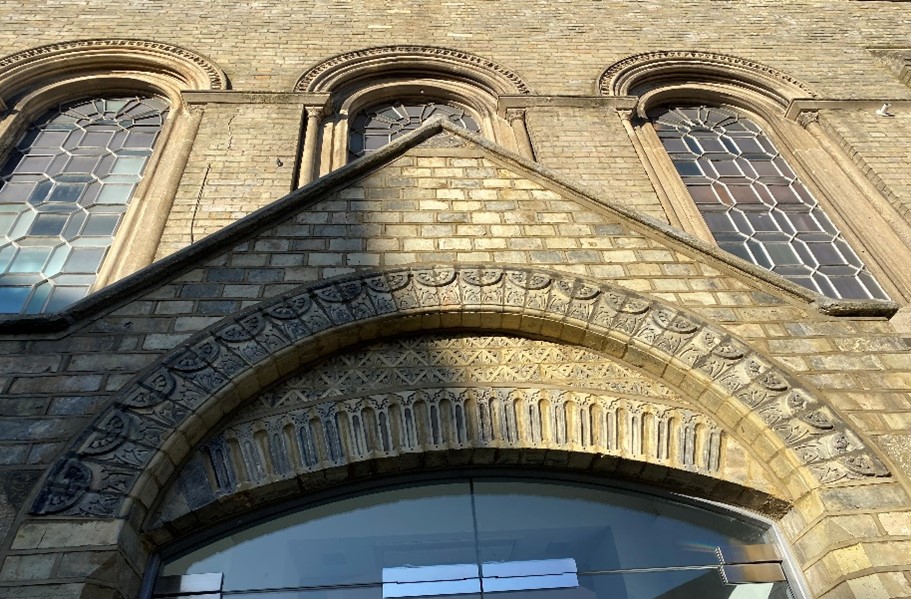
top-left (29, 266), bottom-right (889, 522)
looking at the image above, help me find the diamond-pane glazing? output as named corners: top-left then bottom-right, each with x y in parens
top-left (0, 96), bottom-right (168, 313)
top-left (652, 105), bottom-right (887, 300)
top-left (349, 101), bottom-right (481, 162)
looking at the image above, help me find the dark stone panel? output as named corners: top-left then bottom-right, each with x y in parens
top-left (178, 456), bottom-right (217, 511)
top-left (0, 418), bottom-right (84, 442)
top-left (0, 398), bottom-right (48, 417)
top-left (178, 283), bottom-right (223, 299)
top-left (0, 469), bottom-right (42, 542)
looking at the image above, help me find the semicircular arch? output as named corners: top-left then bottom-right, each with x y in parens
top-left (599, 51), bottom-right (816, 107)
top-left (0, 38), bottom-right (228, 108)
top-left (295, 45), bottom-right (532, 96)
top-left (29, 265), bottom-right (890, 522)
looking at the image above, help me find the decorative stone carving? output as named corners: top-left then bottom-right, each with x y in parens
top-left (599, 51), bottom-right (817, 99)
top-left (198, 387), bottom-right (723, 494)
top-left (0, 39), bottom-right (228, 91)
top-left (254, 334), bottom-right (675, 412)
top-left (795, 110), bottom-right (820, 128)
top-left (295, 45), bottom-right (531, 94)
top-left (29, 266), bottom-right (890, 518)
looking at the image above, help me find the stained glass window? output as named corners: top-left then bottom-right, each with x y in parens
top-left (0, 95), bottom-right (168, 314)
top-left (349, 101), bottom-right (480, 161)
top-left (652, 105), bottom-right (887, 300)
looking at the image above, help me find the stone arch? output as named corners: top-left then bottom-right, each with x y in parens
top-left (153, 370), bottom-right (792, 532)
top-left (294, 46), bottom-right (535, 177)
top-left (599, 51), bottom-right (816, 107)
top-left (0, 38), bottom-right (227, 109)
top-left (29, 265), bottom-right (890, 522)
top-left (294, 45), bottom-right (531, 96)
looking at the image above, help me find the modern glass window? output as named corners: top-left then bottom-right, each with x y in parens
top-left (155, 478), bottom-right (798, 599)
top-left (651, 105), bottom-right (887, 301)
top-left (0, 95), bottom-right (168, 314)
top-left (349, 101), bottom-right (480, 162)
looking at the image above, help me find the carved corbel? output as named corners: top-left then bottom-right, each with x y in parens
top-left (616, 106), bottom-right (636, 122)
top-left (795, 110), bottom-right (820, 129)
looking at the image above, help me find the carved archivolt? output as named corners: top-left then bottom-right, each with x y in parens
top-left (171, 387), bottom-right (723, 513)
top-left (30, 266), bottom-right (889, 519)
top-left (0, 38), bottom-right (228, 100)
top-left (599, 51), bottom-right (816, 102)
top-left (295, 45), bottom-right (531, 95)
top-left (257, 334), bottom-right (678, 407)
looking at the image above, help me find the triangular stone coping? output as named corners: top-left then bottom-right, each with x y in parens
top-left (0, 119), bottom-right (896, 335)
top-left (29, 264), bottom-right (891, 521)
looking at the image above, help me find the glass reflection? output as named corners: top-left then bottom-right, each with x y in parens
top-left (473, 481), bottom-right (765, 570)
top-left (163, 483), bottom-right (477, 592)
top-left (160, 479), bottom-right (795, 599)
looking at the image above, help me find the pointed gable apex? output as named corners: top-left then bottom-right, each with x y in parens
top-left (0, 120), bottom-right (895, 334)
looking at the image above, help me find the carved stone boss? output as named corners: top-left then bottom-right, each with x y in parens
top-left (30, 266), bottom-right (890, 518)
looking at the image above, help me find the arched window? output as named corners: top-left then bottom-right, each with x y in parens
top-left (0, 39), bottom-right (227, 315)
top-left (0, 95), bottom-right (168, 313)
top-left (650, 105), bottom-right (887, 301)
top-left (294, 46), bottom-right (535, 183)
top-left (602, 52), bottom-right (911, 303)
top-left (348, 100), bottom-right (481, 161)
top-left (153, 477), bottom-right (801, 598)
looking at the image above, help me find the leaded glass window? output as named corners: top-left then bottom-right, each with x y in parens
top-left (652, 105), bottom-right (887, 300)
top-left (0, 95), bottom-right (168, 314)
top-left (349, 101), bottom-right (480, 161)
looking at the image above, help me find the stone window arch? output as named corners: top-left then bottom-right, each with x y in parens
top-left (294, 46), bottom-right (534, 183)
top-left (602, 52), bottom-right (911, 302)
top-left (0, 40), bottom-right (226, 312)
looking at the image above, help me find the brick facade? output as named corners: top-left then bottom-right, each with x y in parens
top-left (0, 3), bottom-right (910, 598)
